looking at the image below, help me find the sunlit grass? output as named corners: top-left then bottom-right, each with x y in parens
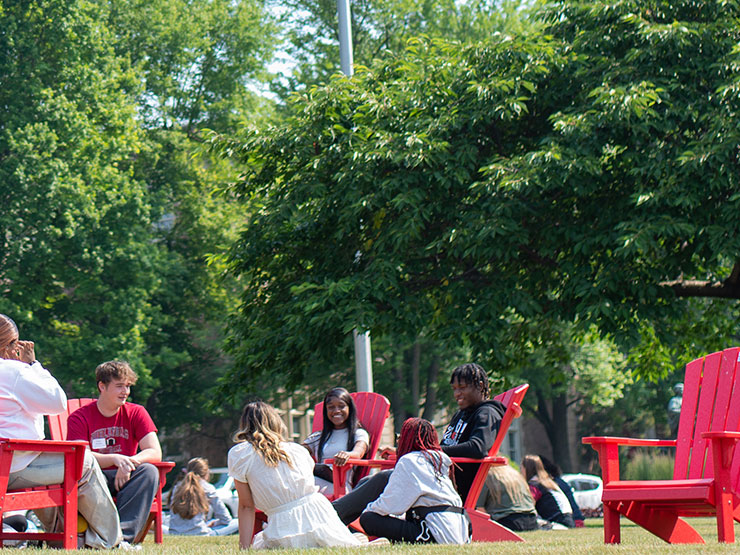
top-left (17, 519), bottom-right (740, 553)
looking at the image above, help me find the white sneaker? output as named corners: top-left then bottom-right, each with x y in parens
top-left (118, 541), bottom-right (142, 551)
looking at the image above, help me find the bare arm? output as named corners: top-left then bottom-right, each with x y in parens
top-left (234, 479), bottom-right (256, 549)
top-left (333, 439), bottom-right (369, 466)
top-left (91, 432), bottom-right (162, 491)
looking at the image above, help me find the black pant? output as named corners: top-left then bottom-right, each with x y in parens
top-left (359, 512), bottom-right (434, 543)
top-left (495, 512), bottom-right (538, 531)
top-left (332, 470), bottom-right (392, 525)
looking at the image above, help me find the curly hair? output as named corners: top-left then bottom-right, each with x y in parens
top-left (234, 401), bottom-right (291, 467)
top-left (170, 458), bottom-right (210, 520)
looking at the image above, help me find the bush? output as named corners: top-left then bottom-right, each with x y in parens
top-left (623, 450), bottom-right (674, 481)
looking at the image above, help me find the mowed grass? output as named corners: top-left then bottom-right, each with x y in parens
top-left (22, 518), bottom-right (740, 554)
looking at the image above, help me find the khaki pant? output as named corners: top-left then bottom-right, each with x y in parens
top-left (8, 450), bottom-right (122, 548)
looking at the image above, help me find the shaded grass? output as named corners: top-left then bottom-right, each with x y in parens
top-left (17, 519), bottom-right (740, 553)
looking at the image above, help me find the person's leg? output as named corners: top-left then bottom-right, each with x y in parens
top-left (359, 512), bottom-right (432, 543)
top-left (8, 452), bottom-right (65, 535)
top-left (496, 512), bottom-right (538, 531)
top-left (212, 519), bottom-right (240, 536)
top-left (105, 463), bottom-right (159, 542)
top-left (3, 515), bottom-right (28, 532)
top-left (77, 451), bottom-right (122, 548)
top-left (332, 470), bottom-right (392, 525)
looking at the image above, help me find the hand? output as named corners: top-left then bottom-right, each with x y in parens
top-left (334, 451), bottom-right (350, 466)
top-left (16, 340), bottom-right (35, 363)
top-left (112, 455), bottom-right (138, 490)
top-left (379, 446), bottom-right (396, 459)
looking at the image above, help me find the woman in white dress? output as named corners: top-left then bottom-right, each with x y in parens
top-left (227, 401), bottom-right (363, 549)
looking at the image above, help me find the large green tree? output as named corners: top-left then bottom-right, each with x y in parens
top-left (217, 0), bottom-right (740, 418)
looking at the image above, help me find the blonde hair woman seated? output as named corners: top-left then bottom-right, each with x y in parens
top-left (478, 458), bottom-right (538, 531)
top-left (521, 455), bottom-right (574, 528)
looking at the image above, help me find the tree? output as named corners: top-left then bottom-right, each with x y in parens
top-left (270, 0), bottom-right (543, 95)
top-left (216, 0), bottom-right (740, 425)
top-left (0, 0), bottom-right (158, 390)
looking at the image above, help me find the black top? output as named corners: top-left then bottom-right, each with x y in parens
top-left (440, 399), bottom-right (506, 500)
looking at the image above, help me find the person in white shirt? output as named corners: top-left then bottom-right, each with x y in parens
top-left (0, 314), bottom-right (122, 548)
top-left (302, 387), bottom-right (369, 495)
top-left (359, 417), bottom-right (471, 544)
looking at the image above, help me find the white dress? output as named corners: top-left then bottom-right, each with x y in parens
top-left (227, 441), bottom-right (362, 549)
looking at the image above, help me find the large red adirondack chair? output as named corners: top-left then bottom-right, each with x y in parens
top-left (583, 347), bottom-right (740, 544)
top-left (0, 438), bottom-right (88, 549)
top-left (330, 383), bottom-right (530, 542)
top-left (311, 391), bottom-right (390, 492)
top-left (47, 398), bottom-right (175, 544)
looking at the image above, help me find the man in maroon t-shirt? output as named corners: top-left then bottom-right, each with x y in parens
top-left (67, 361), bottom-right (162, 543)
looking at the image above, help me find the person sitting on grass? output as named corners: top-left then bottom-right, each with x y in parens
top-left (167, 457), bottom-right (237, 536)
top-left (477, 457), bottom-right (538, 531)
top-left (359, 417), bottom-right (470, 544)
top-left (521, 455), bottom-right (574, 529)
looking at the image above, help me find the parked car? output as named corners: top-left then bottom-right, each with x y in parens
top-left (561, 473), bottom-right (603, 511)
top-left (209, 467), bottom-right (239, 517)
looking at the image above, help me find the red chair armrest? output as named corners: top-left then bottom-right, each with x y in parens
top-left (582, 436), bottom-right (676, 447)
top-left (328, 458), bottom-right (396, 498)
top-left (0, 438), bottom-right (89, 451)
top-left (701, 431), bottom-right (740, 440)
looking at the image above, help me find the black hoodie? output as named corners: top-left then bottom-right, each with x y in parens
top-left (440, 399), bottom-right (507, 500)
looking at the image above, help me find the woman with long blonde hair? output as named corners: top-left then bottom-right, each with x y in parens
top-left (521, 455), bottom-right (574, 528)
top-left (227, 401), bottom-right (363, 549)
top-left (167, 457), bottom-right (237, 536)
top-left (478, 458), bottom-right (537, 531)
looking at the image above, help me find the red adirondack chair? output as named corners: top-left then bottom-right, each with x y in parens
top-left (330, 383), bottom-right (530, 542)
top-left (583, 347), bottom-right (740, 544)
top-left (47, 398), bottom-right (175, 544)
top-left (311, 391), bottom-right (390, 492)
top-left (0, 438), bottom-right (88, 549)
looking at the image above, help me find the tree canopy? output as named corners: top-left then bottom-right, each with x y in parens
top-left (216, 0), bottom-right (740, 400)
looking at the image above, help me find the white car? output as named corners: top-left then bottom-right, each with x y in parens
top-left (561, 473), bottom-right (603, 510)
top-left (209, 467), bottom-right (239, 517)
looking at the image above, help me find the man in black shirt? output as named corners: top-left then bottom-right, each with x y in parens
top-left (332, 363), bottom-right (505, 524)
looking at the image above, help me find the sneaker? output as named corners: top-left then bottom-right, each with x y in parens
top-left (118, 541), bottom-right (142, 551)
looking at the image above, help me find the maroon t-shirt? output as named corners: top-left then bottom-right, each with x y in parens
top-left (67, 401), bottom-right (157, 469)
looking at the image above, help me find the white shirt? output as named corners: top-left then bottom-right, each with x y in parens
top-left (365, 450), bottom-right (470, 544)
top-left (0, 358), bottom-right (67, 472)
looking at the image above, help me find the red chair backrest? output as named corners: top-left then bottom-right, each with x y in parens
top-left (461, 383), bottom-right (529, 509)
top-left (311, 391), bottom-right (390, 479)
top-left (48, 398), bottom-right (96, 440)
top-left (673, 347), bottom-right (740, 489)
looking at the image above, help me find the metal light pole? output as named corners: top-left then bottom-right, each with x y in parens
top-left (337, 0), bottom-right (373, 392)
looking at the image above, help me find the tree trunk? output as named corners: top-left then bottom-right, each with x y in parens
top-left (391, 364), bottom-right (406, 435)
top-left (550, 393), bottom-right (573, 472)
top-left (422, 355), bottom-right (441, 422)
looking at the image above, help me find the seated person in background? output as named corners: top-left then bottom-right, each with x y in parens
top-left (67, 360), bottom-right (162, 544)
top-left (0, 314), bottom-right (121, 548)
top-left (539, 455), bottom-right (584, 527)
top-left (360, 418), bottom-right (470, 544)
top-left (227, 401), bottom-right (364, 549)
top-left (332, 363), bottom-right (506, 525)
top-left (302, 387), bottom-right (368, 495)
top-left (477, 458), bottom-right (538, 531)
top-left (521, 455), bottom-right (574, 528)
top-left (167, 457), bottom-right (237, 536)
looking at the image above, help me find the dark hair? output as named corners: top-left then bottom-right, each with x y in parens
top-left (396, 417), bottom-right (447, 478)
top-left (538, 455), bottom-right (562, 478)
top-left (450, 363), bottom-right (489, 399)
top-left (317, 387), bottom-right (359, 463)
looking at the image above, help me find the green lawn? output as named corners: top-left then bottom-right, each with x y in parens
top-left (63, 519), bottom-right (740, 553)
